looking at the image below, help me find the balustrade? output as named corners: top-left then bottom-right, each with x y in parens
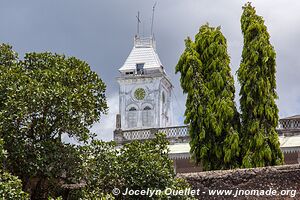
top-left (279, 119), bottom-right (300, 130)
top-left (115, 119), bottom-right (300, 145)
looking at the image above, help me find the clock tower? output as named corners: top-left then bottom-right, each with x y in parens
top-left (117, 36), bottom-right (173, 129)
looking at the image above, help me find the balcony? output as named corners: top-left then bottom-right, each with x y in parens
top-left (114, 125), bottom-right (189, 145)
top-left (278, 116), bottom-right (300, 136)
top-left (134, 36), bottom-right (156, 49)
top-left (114, 116), bottom-right (300, 145)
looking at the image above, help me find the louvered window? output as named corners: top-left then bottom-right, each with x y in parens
top-left (128, 107), bottom-right (137, 128)
top-left (142, 106), bottom-right (153, 127)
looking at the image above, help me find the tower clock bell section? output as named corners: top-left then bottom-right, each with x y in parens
top-left (117, 36), bottom-right (172, 130)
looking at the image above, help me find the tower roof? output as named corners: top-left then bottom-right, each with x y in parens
top-left (119, 36), bottom-right (163, 72)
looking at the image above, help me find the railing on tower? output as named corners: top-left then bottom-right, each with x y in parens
top-left (277, 116), bottom-right (300, 136)
top-left (114, 115), bottom-right (300, 145)
top-left (134, 36), bottom-right (156, 49)
top-left (114, 125), bottom-right (189, 145)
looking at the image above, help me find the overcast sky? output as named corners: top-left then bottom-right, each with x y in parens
top-left (1, 0), bottom-right (300, 141)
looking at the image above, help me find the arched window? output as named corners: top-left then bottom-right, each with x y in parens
top-left (142, 106), bottom-right (153, 127)
top-left (129, 107), bottom-right (137, 111)
top-left (128, 106), bottom-right (137, 128)
top-left (144, 106), bottom-right (151, 110)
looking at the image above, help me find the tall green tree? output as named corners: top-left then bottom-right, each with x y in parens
top-left (238, 3), bottom-right (283, 167)
top-left (176, 24), bottom-right (240, 170)
top-left (0, 44), bottom-right (108, 199)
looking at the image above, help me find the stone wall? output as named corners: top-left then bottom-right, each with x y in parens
top-left (178, 164), bottom-right (300, 200)
top-left (174, 158), bottom-right (202, 173)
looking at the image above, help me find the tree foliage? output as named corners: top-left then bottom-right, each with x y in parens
top-left (0, 44), bottom-right (18, 67)
top-left (0, 44), bottom-right (108, 199)
top-left (238, 3), bottom-right (283, 167)
top-left (78, 133), bottom-right (192, 200)
top-left (0, 170), bottom-right (29, 200)
top-left (176, 24), bottom-right (240, 171)
top-left (0, 138), bottom-right (29, 199)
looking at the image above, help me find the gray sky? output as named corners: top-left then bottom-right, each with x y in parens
top-left (1, 0), bottom-right (300, 141)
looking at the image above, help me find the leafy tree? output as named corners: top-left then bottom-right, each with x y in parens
top-left (0, 58), bottom-right (29, 199)
top-left (0, 170), bottom-right (29, 200)
top-left (176, 24), bottom-right (240, 170)
top-left (0, 44), bottom-right (18, 67)
top-left (0, 44), bottom-right (108, 199)
top-left (78, 133), bottom-right (192, 200)
top-left (0, 138), bottom-right (29, 199)
top-left (238, 3), bottom-right (283, 167)
top-left (0, 139), bottom-right (6, 168)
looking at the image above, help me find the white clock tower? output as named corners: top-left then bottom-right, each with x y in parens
top-left (117, 36), bottom-right (173, 130)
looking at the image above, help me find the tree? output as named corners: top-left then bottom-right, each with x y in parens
top-left (78, 133), bottom-right (192, 200)
top-left (0, 44), bottom-right (108, 199)
top-left (238, 3), bottom-right (283, 167)
top-left (176, 24), bottom-right (240, 170)
top-left (0, 170), bottom-right (29, 200)
top-left (0, 45), bottom-right (31, 198)
top-left (0, 44), bottom-right (18, 67)
top-left (0, 138), bottom-right (29, 199)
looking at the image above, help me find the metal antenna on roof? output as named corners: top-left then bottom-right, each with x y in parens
top-left (150, 2), bottom-right (157, 37)
top-left (142, 22), bottom-right (145, 37)
top-left (136, 11), bottom-right (141, 36)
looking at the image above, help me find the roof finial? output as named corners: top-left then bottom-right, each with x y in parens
top-left (136, 11), bottom-right (141, 36)
top-left (150, 2), bottom-right (157, 37)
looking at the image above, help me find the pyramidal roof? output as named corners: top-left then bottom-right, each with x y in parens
top-left (119, 36), bottom-right (163, 72)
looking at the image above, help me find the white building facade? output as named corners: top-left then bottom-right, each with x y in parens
top-left (117, 36), bottom-right (173, 130)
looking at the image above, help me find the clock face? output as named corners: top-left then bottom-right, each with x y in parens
top-left (134, 88), bottom-right (146, 100)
